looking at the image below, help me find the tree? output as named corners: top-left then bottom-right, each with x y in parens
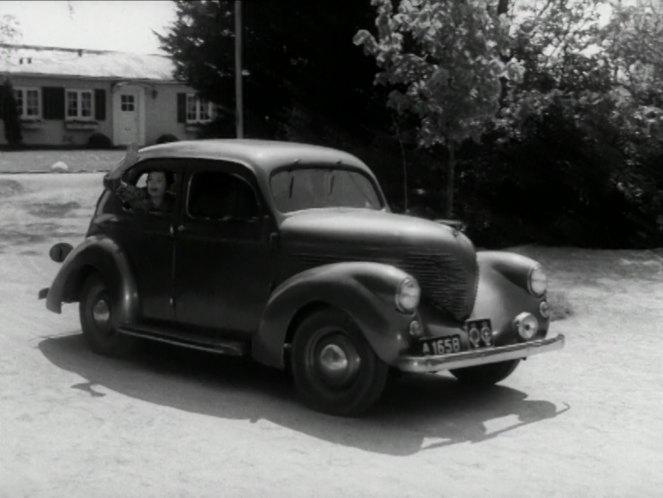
top-left (354, 0), bottom-right (522, 216)
top-left (0, 79), bottom-right (22, 146)
top-left (1, 15), bottom-right (22, 147)
top-left (463, 0), bottom-right (663, 246)
top-left (0, 14), bottom-right (20, 61)
top-left (158, 0), bottom-right (388, 140)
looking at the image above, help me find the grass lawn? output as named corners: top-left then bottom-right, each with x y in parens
top-left (0, 149), bottom-right (125, 173)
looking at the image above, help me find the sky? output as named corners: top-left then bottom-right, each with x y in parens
top-left (0, 0), bottom-right (177, 54)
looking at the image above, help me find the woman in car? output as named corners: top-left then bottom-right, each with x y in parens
top-left (116, 170), bottom-right (175, 213)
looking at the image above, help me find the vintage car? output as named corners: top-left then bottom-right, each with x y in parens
top-left (40, 139), bottom-right (564, 416)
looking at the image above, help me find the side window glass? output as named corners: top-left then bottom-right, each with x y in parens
top-left (188, 171), bottom-right (259, 221)
top-left (117, 166), bottom-right (178, 215)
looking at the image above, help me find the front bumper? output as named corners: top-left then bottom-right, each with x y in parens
top-left (395, 334), bottom-right (565, 373)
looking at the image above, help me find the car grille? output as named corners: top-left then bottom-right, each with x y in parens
top-left (289, 250), bottom-right (478, 322)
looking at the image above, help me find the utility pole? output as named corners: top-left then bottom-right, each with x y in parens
top-left (234, 0), bottom-right (244, 138)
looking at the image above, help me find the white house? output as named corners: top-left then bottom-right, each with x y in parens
top-left (0, 44), bottom-right (216, 147)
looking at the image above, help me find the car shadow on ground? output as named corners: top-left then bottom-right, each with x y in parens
top-left (39, 332), bottom-right (569, 456)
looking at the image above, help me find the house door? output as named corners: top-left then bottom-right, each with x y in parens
top-left (113, 85), bottom-right (145, 146)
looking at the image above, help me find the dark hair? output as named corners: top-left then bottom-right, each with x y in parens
top-left (149, 170), bottom-right (175, 188)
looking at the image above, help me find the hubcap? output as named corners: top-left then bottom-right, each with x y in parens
top-left (92, 299), bottom-right (110, 327)
top-left (315, 336), bottom-right (360, 388)
top-left (319, 344), bottom-right (349, 373)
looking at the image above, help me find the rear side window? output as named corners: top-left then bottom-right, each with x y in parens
top-left (187, 171), bottom-right (259, 220)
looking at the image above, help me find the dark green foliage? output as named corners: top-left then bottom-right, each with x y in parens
top-left (158, 0), bottom-right (389, 139)
top-left (456, 103), bottom-right (663, 248)
top-left (160, 0), bottom-right (663, 248)
top-left (87, 132), bottom-right (112, 149)
top-left (155, 133), bottom-right (180, 144)
top-left (0, 79), bottom-right (22, 146)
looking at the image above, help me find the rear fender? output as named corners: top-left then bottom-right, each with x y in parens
top-left (46, 236), bottom-right (138, 326)
top-left (252, 262), bottom-right (414, 369)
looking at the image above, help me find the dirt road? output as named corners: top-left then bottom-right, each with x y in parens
top-left (1, 173), bottom-right (662, 496)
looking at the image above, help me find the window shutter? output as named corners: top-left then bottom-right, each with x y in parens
top-left (42, 87), bottom-right (65, 120)
top-left (177, 93), bottom-right (186, 123)
top-left (94, 89), bottom-right (106, 121)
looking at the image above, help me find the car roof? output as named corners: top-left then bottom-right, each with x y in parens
top-left (133, 139), bottom-right (372, 178)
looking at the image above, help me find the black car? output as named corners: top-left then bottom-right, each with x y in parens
top-left (41, 139), bottom-right (564, 416)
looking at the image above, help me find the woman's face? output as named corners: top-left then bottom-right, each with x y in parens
top-left (147, 171), bottom-right (167, 198)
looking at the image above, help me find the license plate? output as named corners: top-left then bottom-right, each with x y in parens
top-left (420, 335), bottom-right (462, 355)
top-left (464, 319), bottom-right (493, 349)
top-left (419, 319), bottom-right (493, 355)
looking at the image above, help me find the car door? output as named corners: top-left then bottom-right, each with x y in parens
top-left (111, 158), bottom-right (183, 325)
top-left (173, 160), bottom-right (274, 335)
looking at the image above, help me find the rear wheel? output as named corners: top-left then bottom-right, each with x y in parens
top-left (450, 360), bottom-right (520, 386)
top-left (291, 308), bottom-right (388, 416)
top-left (79, 274), bottom-right (133, 356)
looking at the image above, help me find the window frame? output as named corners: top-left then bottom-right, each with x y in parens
top-left (65, 88), bottom-right (95, 121)
top-left (14, 87), bottom-right (42, 120)
top-left (185, 94), bottom-right (214, 124)
top-left (269, 165), bottom-right (385, 214)
top-left (185, 168), bottom-right (261, 222)
top-left (120, 93), bottom-right (136, 112)
top-left (117, 159), bottom-right (182, 217)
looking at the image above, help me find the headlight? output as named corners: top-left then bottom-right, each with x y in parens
top-left (528, 265), bottom-right (547, 297)
top-left (395, 277), bottom-right (420, 313)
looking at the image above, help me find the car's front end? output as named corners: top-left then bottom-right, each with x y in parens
top-left (277, 208), bottom-right (564, 376)
top-left (394, 249), bottom-right (564, 373)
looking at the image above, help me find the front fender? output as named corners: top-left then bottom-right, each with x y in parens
top-left (46, 236), bottom-right (138, 326)
top-left (471, 251), bottom-right (550, 343)
top-left (252, 262), bottom-right (414, 369)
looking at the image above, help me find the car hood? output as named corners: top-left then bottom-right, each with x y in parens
top-left (278, 208), bottom-right (479, 322)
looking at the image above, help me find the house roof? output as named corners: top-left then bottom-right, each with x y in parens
top-left (0, 44), bottom-right (178, 82)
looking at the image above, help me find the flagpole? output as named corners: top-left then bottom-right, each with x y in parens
top-left (234, 0), bottom-right (244, 138)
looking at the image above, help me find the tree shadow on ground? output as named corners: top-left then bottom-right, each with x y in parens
top-left (39, 333), bottom-right (569, 456)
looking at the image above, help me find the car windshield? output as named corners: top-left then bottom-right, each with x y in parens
top-left (270, 167), bottom-right (383, 213)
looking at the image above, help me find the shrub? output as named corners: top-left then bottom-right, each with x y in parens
top-left (0, 79), bottom-right (22, 147)
top-left (87, 132), bottom-right (112, 149)
top-left (156, 133), bottom-right (179, 144)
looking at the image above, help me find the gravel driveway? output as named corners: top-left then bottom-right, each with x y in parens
top-left (1, 173), bottom-right (662, 496)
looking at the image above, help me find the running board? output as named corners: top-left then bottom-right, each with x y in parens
top-left (118, 326), bottom-right (248, 356)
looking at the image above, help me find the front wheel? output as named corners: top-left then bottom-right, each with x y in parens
top-left (291, 308), bottom-right (388, 417)
top-left (450, 360), bottom-right (520, 386)
top-left (79, 274), bottom-right (133, 356)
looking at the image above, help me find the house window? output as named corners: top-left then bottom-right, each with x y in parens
top-left (66, 89), bottom-right (94, 120)
top-left (186, 94), bottom-right (213, 123)
top-left (14, 88), bottom-right (41, 119)
top-left (121, 94), bottom-right (135, 111)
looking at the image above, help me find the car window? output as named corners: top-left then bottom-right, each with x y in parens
top-left (271, 167), bottom-right (382, 213)
top-left (117, 163), bottom-right (179, 216)
top-left (187, 170), bottom-right (259, 220)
